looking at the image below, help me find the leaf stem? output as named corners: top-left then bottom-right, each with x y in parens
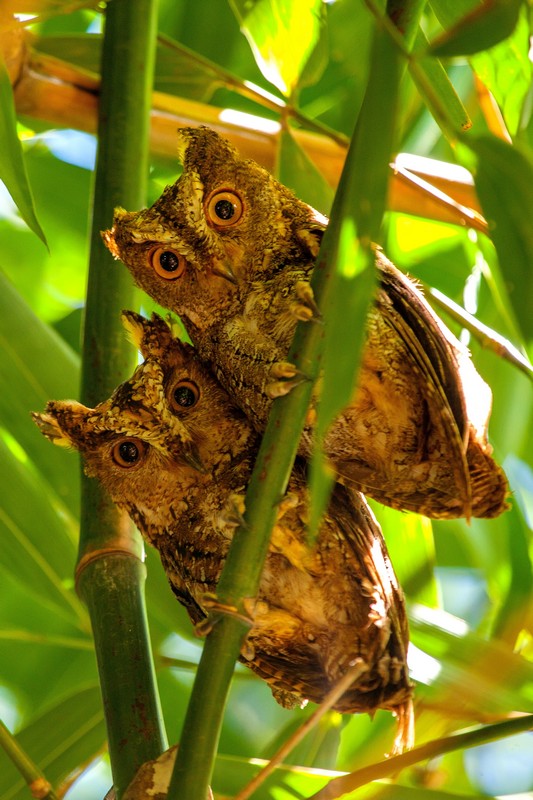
top-left (309, 714), bottom-right (533, 799)
top-left (0, 718), bottom-right (59, 800)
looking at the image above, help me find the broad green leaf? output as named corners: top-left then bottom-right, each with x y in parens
top-left (276, 127), bottom-right (334, 214)
top-left (36, 33), bottom-right (224, 102)
top-left (0, 271), bottom-right (80, 510)
top-left (0, 61), bottom-right (46, 245)
top-left (470, 8), bottom-right (532, 136)
top-left (411, 606), bottom-right (533, 715)
top-left (431, 0), bottom-right (531, 136)
top-left (429, 0), bottom-right (522, 57)
top-left (0, 437), bottom-right (85, 627)
top-left (229, 0), bottom-right (325, 95)
top-left (0, 684), bottom-right (104, 800)
top-left (467, 135), bottom-right (533, 341)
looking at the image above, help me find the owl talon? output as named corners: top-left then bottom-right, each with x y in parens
top-left (195, 593), bottom-right (255, 637)
top-left (218, 493), bottom-right (247, 529)
top-left (292, 280), bottom-right (322, 322)
top-left (266, 374), bottom-right (309, 399)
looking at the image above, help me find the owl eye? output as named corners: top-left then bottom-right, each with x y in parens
top-left (148, 246), bottom-right (186, 280)
top-left (170, 380), bottom-right (200, 410)
top-left (205, 189), bottom-right (244, 228)
top-left (112, 439), bottom-right (146, 468)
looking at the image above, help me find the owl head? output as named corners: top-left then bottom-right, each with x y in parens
top-left (101, 127), bottom-right (326, 328)
top-left (33, 312), bottom-right (255, 517)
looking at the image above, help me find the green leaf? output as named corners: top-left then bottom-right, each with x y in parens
top-left (467, 135), bottom-right (533, 341)
top-left (0, 436), bottom-right (85, 626)
top-left (411, 606), bottom-right (533, 715)
top-left (411, 28), bottom-right (471, 133)
top-left (0, 61), bottom-right (46, 246)
top-left (0, 271), bottom-right (80, 510)
top-left (429, 0), bottom-right (523, 57)
top-left (0, 685), bottom-right (105, 800)
top-left (276, 127), bottom-right (334, 214)
top-left (470, 8), bottom-right (532, 136)
top-left (229, 0), bottom-right (325, 95)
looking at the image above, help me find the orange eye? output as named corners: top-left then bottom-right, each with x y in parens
top-left (148, 246), bottom-right (186, 280)
top-left (170, 380), bottom-right (200, 411)
top-left (205, 189), bottom-right (244, 228)
top-left (112, 439), bottom-right (146, 468)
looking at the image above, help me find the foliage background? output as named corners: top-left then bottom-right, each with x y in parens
top-left (1, 1), bottom-right (533, 798)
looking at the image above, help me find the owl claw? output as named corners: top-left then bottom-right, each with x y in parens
top-left (195, 593), bottom-right (255, 637)
top-left (218, 493), bottom-right (247, 530)
top-left (291, 281), bottom-right (322, 322)
top-left (266, 374), bottom-right (309, 399)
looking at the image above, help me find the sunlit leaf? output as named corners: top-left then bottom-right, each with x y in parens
top-left (411, 606), bottom-right (533, 715)
top-left (0, 60), bottom-right (46, 244)
top-left (228, 0), bottom-right (325, 95)
top-left (470, 8), bottom-right (532, 136)
top-left (0, 270), bottom-right (80, 509)
top-left (276, 127), bottom-right (334, 214)
top-left (468, 135), bottom-right (533, 341)
top-left (429, 0), bottom-right (522, 57)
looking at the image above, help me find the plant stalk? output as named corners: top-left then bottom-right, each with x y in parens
top-left (78, 0), bottom-right (166, 797)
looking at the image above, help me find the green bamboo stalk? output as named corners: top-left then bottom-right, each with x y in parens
top-left (0, 719), bottom-right (59, 800)
top-left (77, 1), bottom-right (166, 797)
top-left (167, 14), bottom-right (405, 800)
top-left (309, 714), bottom-right (533, 799)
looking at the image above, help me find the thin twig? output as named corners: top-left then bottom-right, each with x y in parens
top-left (309, 714), bottom-right (533, 800)
top-left (0, 719), bottom-right (59, 800)
top-left (234, 661), bottom-right (369, 800)
top-left (428, 287), bottom-right (533, 381)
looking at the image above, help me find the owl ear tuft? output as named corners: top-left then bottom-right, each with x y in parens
top-left (121, 310), bottom-right (174, 360)
top-left (32, 401), bottom-right (93, 450)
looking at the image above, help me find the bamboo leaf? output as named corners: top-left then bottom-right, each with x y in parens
top-left (0, 685), bottom-right (105, 800)
top-left (467, 135), bottom-right (533, 341)
top-left (228, 0), bottom-right (325, 95)
top-left (429, 0), bottom-right (522, 57)
top-left (0, 271), bottom-right (80, 510)
top-left (0, 60), bottom-right (46, 245)
top-left (276, 127), bottom-right (334, 214)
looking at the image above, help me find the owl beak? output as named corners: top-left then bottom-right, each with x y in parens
top-left (182, 441), bottom-right (206, 473)
top-left (211, 257), bottom-right (238, 285)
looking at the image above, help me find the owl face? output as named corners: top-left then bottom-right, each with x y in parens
top-left (102, 127), bottom-right (325, 331)
top-left (33, 312), bottom-right (255, 530)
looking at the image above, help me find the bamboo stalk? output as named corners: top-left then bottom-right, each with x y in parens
top-left (76, 1), bottom-right (167, 797)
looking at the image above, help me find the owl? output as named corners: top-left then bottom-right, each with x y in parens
top-left (102, 126), bottom-right (508, 521)
top-left (34, 311), bottom-right (413, 754)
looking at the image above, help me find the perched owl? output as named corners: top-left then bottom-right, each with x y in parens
top-left (102, 126), bottom-right (508, 521)
top-left (34, 311), bottom-right (413, 753)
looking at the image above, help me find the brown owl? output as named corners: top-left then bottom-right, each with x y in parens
top-left (102, 126), bottom-right (508, 521)
top-left (34, 311), bottom-right (413, 753)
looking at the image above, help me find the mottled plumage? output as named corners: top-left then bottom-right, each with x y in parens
top-left (34, 312), bottom-right (413, 753)
top-left (103, 126), bottom-right (508, 520)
